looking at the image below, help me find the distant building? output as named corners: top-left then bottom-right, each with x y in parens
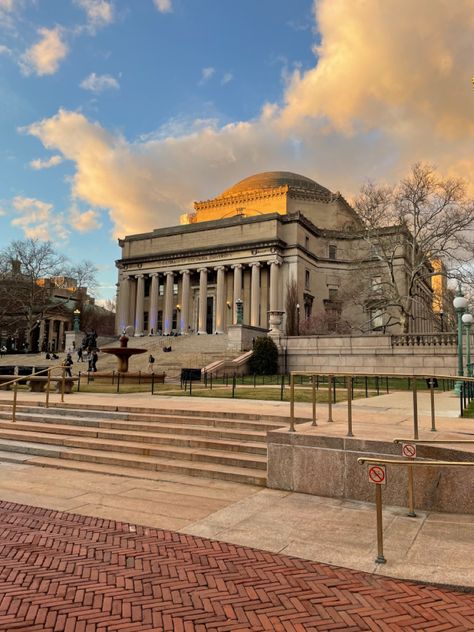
top-left (116, 171), bottom-right (440, 337)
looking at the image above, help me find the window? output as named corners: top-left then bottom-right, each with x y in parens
top-left (328, 245), bottom-right (337, 260)
top-left (158, 283), bottom-right (164, 296)
top-left (305, 269), bottom-right (310, 289)
top-left (143, 311), bottom-right (149, 331)
top-left (328, 288), bottom-right (338, 301)
top-left (157, 310), bottom-right (163, 332)
top-left (371, 309), bottom-right (384, 330)
top-left (305, 236), bottom-right (309, 249)
top-left (173, 283), bottom-right (178, 295)
top-left (144, 278), bottom-right (151, 297)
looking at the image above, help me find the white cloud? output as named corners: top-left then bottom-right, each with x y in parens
top-left (221, 72), bottom-right (233, 85)
top-left (29, 155), bottom-right (63, 170)
top-left (0, 0), bottom-right (14, 9)
top-left (20, 27), bottom-right (69, 76)
top-left (10, 196), bottom-right (69, 241)
top-left (69, 206), bottom-right (102, 232)
top-left (80, 72), bottom-right (119, 93)
top-left (75, 0), bottom-right (114, 28)
top-left (199, 66), bottom-right (215, 85)
top-left (154, 0), bottom-right (172, 14)
top-left (0, 44), bottom-right (12, 56)
top-left (24, 0), bottom-right (474, 239)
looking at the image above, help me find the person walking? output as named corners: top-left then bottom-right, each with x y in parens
top-left (63, 353), bottom-right (73, 377)
top-left (77, 347), bottom-right (83, 362)
top-left (148, 354), bottom-right (155, 372)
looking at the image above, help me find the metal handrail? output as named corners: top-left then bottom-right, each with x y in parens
top-left (288, 371), bottom-right (468, 436)
top-left (357, 456), bottom-right (474, 564)
top-left (2, 365), bottom-right (70, 422)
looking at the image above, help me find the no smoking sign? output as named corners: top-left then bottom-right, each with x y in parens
top-left (402, 443), bottom-right (417, 458)
top-left (368, 464), bottom-right (386, 485)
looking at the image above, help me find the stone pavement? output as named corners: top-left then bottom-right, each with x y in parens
top-left (1, 499), bottom-right (473, 632)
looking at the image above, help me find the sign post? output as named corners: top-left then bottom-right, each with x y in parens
top-left (368, 465), bottom-right (387, 564)
top-left (402, 443), bottom-right (417, 517)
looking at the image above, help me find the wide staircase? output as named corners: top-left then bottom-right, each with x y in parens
top-left (97, 334), bottom-right (238, 380)
top-left (0, 403), bottom-right (292, 486)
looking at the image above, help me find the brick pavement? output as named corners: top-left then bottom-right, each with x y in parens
top-left (0, 500), bottom-right (473, 631)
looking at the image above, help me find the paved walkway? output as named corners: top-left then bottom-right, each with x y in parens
top-left (1, 500), bottom-right (473, 632)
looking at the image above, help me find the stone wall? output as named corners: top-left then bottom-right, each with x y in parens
top-left (283, 334), bottom-right (458, 375)
top-left (267, 429), bottom-right (474, 514)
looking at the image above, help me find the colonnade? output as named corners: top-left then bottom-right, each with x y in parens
top-left (118, 259), bottom-right (282, 336)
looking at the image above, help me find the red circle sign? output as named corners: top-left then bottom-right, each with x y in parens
top-left (402, 443), bottom-right (416, 458)
top-left (368, 465), bottom-right (386, 484)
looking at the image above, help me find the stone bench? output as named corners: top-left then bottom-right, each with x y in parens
top-left (27, 376), bottom-right (78, 394)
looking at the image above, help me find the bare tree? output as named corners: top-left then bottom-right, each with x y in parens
top-left (347, 163), bottom-right (474, 333)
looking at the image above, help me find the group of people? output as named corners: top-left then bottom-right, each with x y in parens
top-left (43, 345), bottom-right (99, 374)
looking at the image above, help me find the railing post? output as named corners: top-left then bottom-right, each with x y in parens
top-left (12, 380), bottom-right (18, 423)
top-left (151, 371), bottom-right (155, 395)
top-left (375, 485), bottom-right (386, 564)
top-left (232, 374), bottom-right (236, 398)
top-left (116, 372), bottom-right (120, 394)
top-left (78, 371), bottom-right (81, 392)
top-left (327, 375), bottom-right (333, 422)
top-left (61, 366), bottom-right (66, 403)
top-left (46, 368), bottom-right (51, 408)
top-left (365, 376), bottom-right (368, 398)
top-left (346, 375), bottom-right (353, 437)
top-left (289, 373), bottom-right (295, 432)
top-left (280, 373), bottom-right (285, 401)
top-left (407, 464), bottom-right (416, 517)
top-left (412, 378), bottom-right (419, 440)
top-left (430, 377), bottom-right (436, 432)
top-left (311, 375), bottom-right (317, 426)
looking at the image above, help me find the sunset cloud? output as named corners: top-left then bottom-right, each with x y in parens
top-left (24, 0), bottom-right (474, 239)
top-left (20, 27), bottom-right (69, 76)
top-left (69, 206), bottom-right (102, 232)
top-left (29, 155), bottom-right (63, 170)
top-left (10, 196), bottom-right (69, 241)
top-left (153, 0), bottom-right (172, 14)
top-left (80, 72), bottom-right (119, 92)
top-left (75, 0), bottom-right (114, 28)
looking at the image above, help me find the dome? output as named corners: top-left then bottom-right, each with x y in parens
top-left (220, 171), bottom-right (331, 198)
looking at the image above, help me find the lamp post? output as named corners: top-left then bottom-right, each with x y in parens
top-left (235, 298), bottom-right (243, 325)
top-left (73, 309), bottom-right (81, 333)
top-left (296, 303), bottom-right (300, 336)
top-left (462, 312), bottom-right (473, 378)
top-left (453, 288), bottom-right (468, 394)
top-left (439, 310), bottom-right (444, 333)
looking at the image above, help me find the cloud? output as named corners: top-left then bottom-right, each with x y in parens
top-left (20, 27), bottom-right (69, 76)
top-left (0, 44), bottom-right (12, 56)
top-left (221, 72), bottom-right (233, 85)
top-left (69, 205), bottom-right (102, 232)
top-left (74, 0), bottom-right (114, 28)
top-left (199, 66), bottom-right (215, 85)
top-left (29, 155), bottom-right (63, 170)
top-left (10, 196), bottom-right (69, 241)
top-left (80, 72), bottom-right (119, 93)
top-left (24, 0), bottom-right (474, 239)
top-left (153, 0), bottom-right (172, 14)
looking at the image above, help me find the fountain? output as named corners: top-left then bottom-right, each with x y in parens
top-left (101, 333), bottom-right (146, 373)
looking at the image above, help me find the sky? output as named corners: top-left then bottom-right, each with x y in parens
top-left (0, 0), bottom-right (473, 303)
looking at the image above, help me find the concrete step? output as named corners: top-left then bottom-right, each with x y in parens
top-left (0, 405), bottom-right (289, 432)
top-left (0, 420), bottom-right (267, 455)
top-left (0, 441), bottom-right (267, 485)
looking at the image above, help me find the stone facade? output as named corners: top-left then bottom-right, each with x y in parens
top-left (116, 171), bottom-right (438, 338)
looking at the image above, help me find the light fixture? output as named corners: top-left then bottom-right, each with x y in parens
top-left (226, 301), bottom-right (232, 309)
top-left (176, 304), bottom-right (181, 311)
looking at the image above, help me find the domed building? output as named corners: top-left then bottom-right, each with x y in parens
top-left (116, 171), bottom-right (437, 339)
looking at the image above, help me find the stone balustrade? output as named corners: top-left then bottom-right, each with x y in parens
top-left (391, 333), bottom-right (457, 347)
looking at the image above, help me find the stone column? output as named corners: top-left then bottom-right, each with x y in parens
top-left (118, 276), bottom-right (131, 333)
top-left (149, 272), bottom-right (159, 334)
top-left (232, 264), bottom-right (242, 324)
top-left (180, 270), bottom-right (191, 334)
top-left (268, 259), bottom-right (283, 333)
top-left (134, 274), bottom-right (145, 336)
top-left (250, 262), bottom-right (261, 327)
top-left (198, 268), bottom-right (208, 334)
top-left (215, 266), bottom-right (226, 334)
top-left (164, 271), bottom-right (174, 335)
top-left (59, 321), bottom-right (65, 351)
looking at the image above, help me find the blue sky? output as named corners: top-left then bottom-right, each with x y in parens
top-left (0, 0), bottom-right (472, 302)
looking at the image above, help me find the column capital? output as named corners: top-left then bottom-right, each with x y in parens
top-left (214, 265), bottom-right (226, 272)
top-left (179, 269), bottom-right (191, 276)
top-left (250, 261), bottom-right (261, 269)
top-left (197, 267), bottom-right (208, 273)
top-left (231, 263), bottom-right (242, 270)
top-left (165, 270), bottom-right (174, 277)
top-left (150, 271), bottom-right (160, 277)
top-left (135, 273), bottom-right (145, 279)
top-left (267, 257), bottom-right (282, 267)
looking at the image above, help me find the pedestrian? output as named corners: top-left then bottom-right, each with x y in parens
top-left (63, 353), bottom-right (73, 377)
top-left (148, 354), bottom-right (155, 372)
top-left (91, 350), bottom-right (98, 372)
top-left (0, 345), bottom-right (6, 357)
top-left (77, 347), bottom-right (83, 362)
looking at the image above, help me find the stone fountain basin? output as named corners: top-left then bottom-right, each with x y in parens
top-left (101, 347), bottom-right (146, 373)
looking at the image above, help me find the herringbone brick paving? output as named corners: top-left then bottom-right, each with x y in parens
top-left (0, 500), bottom-right (473, 631)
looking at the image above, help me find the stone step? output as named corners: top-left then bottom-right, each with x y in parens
top-left (0, 441), bottom-right (267, 486)
top-left (0, 405), bottom-right (289, 432)
top-left (0, 419), bottom-right (267, 454)
top-left (0, 429), bottom-right (267, 469)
